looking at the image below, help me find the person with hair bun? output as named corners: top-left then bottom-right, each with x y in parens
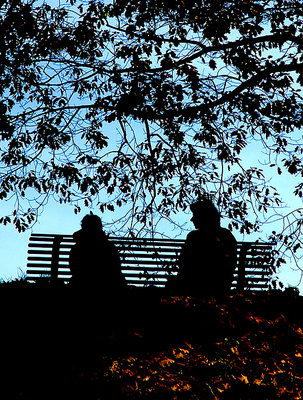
top-left (167, 199), bottom-right (237, 296)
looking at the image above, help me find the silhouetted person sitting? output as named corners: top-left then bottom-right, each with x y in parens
top-left (69, 214), bottom-right (126, 291)
top-left (167, 199), bottom-right (237, 296)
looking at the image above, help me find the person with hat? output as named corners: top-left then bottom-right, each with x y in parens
top-left (167, 198), bottom-right (237, 296)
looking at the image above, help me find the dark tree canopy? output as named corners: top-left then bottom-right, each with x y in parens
top-left (1, 0), bottom-right (303, 268)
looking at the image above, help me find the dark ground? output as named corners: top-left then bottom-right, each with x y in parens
top-left (1, 286), bottom-right (303, 399)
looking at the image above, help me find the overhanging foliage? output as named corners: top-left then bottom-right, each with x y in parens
top-left (1, 0), bottom-right (303, 267)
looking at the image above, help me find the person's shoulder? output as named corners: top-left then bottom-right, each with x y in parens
top-left (186, 230), bottom-right (199, 239)
top-left (219, 227), bottom-right (237, 243)
top-left (72, 229), bottom-right (82, 241)
top-left (185, 230), bottom-right (203, 242)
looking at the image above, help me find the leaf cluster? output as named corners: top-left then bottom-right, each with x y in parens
top-left (71, 292), bottom-right (303, 400)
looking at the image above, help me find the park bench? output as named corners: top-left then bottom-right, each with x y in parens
top-left (26, 234), bottom-right (276, 291)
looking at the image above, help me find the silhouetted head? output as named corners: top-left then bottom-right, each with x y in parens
top-left (81, 214), bottom-right (103, 232)
top-left (190, 199), bottom-right (220, 230)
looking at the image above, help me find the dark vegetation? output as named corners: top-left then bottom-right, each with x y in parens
top-left (1, 279), bottom-right (303, 399)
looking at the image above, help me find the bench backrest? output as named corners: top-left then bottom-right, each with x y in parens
top-left (26, 234), bottom-right (275, 291)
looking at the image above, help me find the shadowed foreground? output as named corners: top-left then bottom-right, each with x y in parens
top-left (1, 286), bottom-right (303, 399)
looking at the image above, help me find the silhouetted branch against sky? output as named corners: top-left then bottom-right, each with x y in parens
top-left (1, 0), bottom-right (303, 270)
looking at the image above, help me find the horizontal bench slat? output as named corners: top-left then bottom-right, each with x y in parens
top-left (26, 262), bottom-right (273, 270)
top-left (29, 234), bottom-right (273, 245)
top-left (27, 250), bottom-right (273, 258)
top-left (27, 247), bottom-right (272, 256)
top-left (26, 264), bottom-right (274, 271)
top-left (25, 269), bottom-right (271, 277)
top-left (29, 234), bottom-right (268, 246)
